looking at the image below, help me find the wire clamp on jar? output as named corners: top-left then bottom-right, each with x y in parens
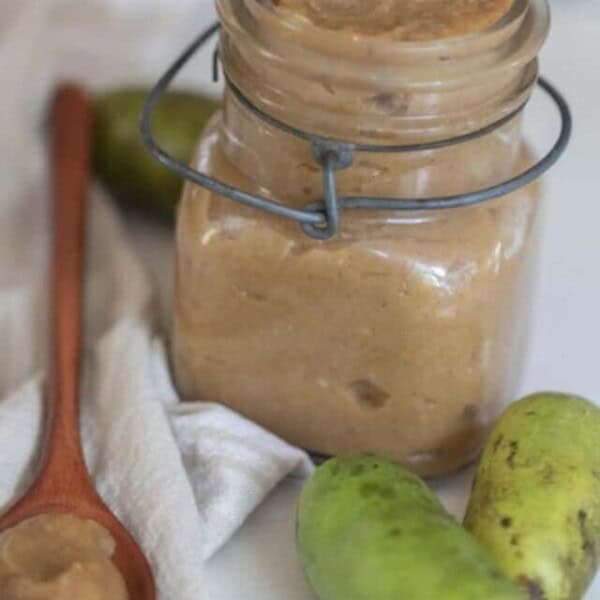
top-left (302, 142), bottom-right (354, 239)
top-left (141, 23), bottom-right (572, 241)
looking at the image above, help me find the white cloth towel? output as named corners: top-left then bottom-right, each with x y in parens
top-left (0, 2), bottom-right (313, 599)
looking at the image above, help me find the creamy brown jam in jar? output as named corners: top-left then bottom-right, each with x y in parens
top-left (271, 0), bottom-right (515, 41)
top-left (173, 0), bottom-right (550, 475)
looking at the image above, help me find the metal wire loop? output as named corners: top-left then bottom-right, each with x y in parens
top-left (302, 152), bottom-right (343, 239)
top-left (140, 23), bottom-right (572, 241)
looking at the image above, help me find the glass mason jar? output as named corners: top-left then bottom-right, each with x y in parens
top-left (173, 0), bottom-right (549, 476)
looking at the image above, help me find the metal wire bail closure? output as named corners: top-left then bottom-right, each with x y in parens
top-left (140, 23), bottom-right (572, 241)
top-left (303, 142), bottom-right (354, 239)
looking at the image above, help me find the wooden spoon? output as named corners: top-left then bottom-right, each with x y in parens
top-left (0, 84), bottom-right (156, 599)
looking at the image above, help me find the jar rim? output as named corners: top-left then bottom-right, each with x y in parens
top-left (244, 0), bottom-right (530, 51)
top-left (219, 0), bottom-right (549, 84)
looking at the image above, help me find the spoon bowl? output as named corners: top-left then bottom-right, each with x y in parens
top-left (0, 480), bottom-right (156, 598)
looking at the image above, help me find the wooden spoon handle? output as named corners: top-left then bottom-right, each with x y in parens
top-left (37, 85), bottom-right (94, 498)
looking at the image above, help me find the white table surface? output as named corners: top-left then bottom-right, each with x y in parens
top-left (127, 1), bottom-right (600, 597)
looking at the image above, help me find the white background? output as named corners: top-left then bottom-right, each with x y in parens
top-left (126, 0), bottom-right (600, 597)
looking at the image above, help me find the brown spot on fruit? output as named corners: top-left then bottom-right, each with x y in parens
top-left (517, 575), bottom-right (547, 600)
top-left (501, 517), bottom-right (513, 528)
top-left (507, 440), bottom-right (519, 468)
top-left (492, 434), bottom-right (504, 453)
top-left (360, 482), bottom-right (394, 500)
top-left (540, 464), bottom-right (555, 485)
top-left (578, 509), bottom-right (597, 561)
top-left (350, 464), bottom-right (366, 477)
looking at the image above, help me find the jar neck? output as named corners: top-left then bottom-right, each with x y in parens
top-left (217, 0), bottom-right (549, 145)
top-left (220, 87), bottom-right (527, 209)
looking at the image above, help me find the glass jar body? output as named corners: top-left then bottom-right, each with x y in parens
top-left (173, 0), bottom-right (547, 476)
